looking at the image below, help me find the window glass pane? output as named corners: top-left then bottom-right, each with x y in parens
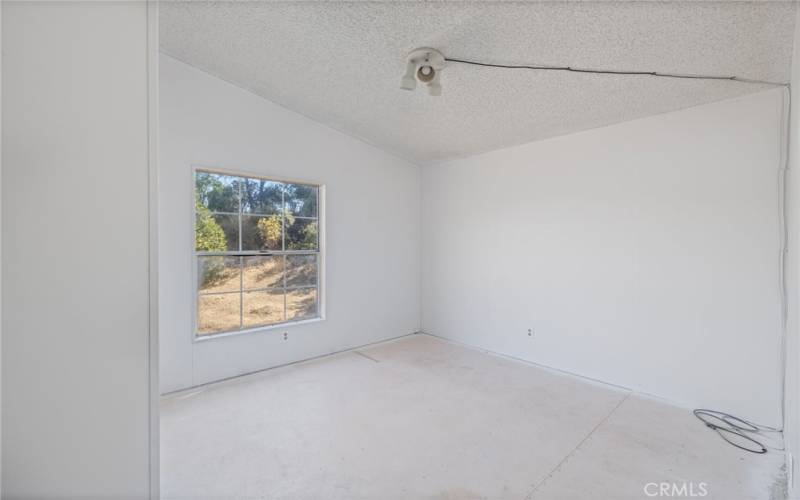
top-left (195, 172), bottom-right (240, 213)
top-left (242, 214), bottom-right (282, 251)
top-left (198, 256), bottom-right (240, 294)
top-left (194, 171), bottom-right (321, 337)
top-left (242, 178), bottom-right (283, 215)
top-left (287, 287), bottom-right (317, 321)
top-left (285, 217), bottom-right (318, 250)
top-left (242, 255), bottom-right (284, 290)
top-left (285, 183), bottom-right (318, 217)
top-left (243, 290), bottom-right (285, 328)
top-left (195, 213), bottom-right (238, 252)
top-left (197, 293), bottom-right (241, 335)
top-left (286, 254), bottom-right (317, 287)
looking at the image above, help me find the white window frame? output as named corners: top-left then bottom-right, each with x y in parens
top-left (191, 165), bottom-right (326, 341)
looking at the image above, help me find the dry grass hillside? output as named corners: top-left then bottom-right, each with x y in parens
top-left (197, 255), bottom-right (317, 335)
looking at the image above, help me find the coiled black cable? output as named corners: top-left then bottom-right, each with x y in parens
top-left (693, 409), bottom-right (781, 454)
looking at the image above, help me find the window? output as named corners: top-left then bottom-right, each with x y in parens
top-left (194, 169), bottom-right (322, 337)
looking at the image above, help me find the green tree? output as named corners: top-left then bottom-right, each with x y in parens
top-left (299, 220), bottom-right (318, 249)
top-left (195, 199), bottom-right (227, 252)
top-left (257, 212), bottom-right (294, 249)
top-left (196, 200), bottom-right (229, 288)
top-left (196, 172), bottom-right (239, 212)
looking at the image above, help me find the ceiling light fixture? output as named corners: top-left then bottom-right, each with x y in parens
top-left (400, 48), bottom-right (446, 96)
top-left (399, 51), bottom-right (788, 96)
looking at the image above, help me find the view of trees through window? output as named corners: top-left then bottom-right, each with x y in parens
top-left (195, 169), bottom-right (320, 336)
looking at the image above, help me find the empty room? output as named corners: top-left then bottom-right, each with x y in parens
top-left (6, 1), bottom-right (800, 499)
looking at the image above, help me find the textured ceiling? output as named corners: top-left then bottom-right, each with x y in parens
top-left (160, 1), bottom-right (796, 165)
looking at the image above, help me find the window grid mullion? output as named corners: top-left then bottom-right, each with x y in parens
top-left (198, 250), bottom-right (317, 257)
top-left (198, 284), bottom-right (314, 297)
top-left (206, 211), bottom-right (239, 216)
top-left (283, 255), bottom-right (288, 322)
top-left (282, 188), bottom-right (287, 322)
top-left (238, 182), bottom-right (244, 329)
top-left (281, 186), bottom-right (286, 252)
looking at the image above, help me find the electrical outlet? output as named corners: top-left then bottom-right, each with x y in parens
top-left (528, 328), bottom-right (534, 337)
top-left (283, 332), bottom-right (288, 340)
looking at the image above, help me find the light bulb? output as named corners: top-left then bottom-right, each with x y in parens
top-left (417, 65), bottom-right (435, 83)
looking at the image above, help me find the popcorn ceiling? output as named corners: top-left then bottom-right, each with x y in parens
top-left (161, 1), bottom-right (796, 165)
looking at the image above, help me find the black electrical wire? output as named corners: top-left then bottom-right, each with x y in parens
top-left (444, 57), bottom-right (788, 87)
top-left (693, 409), bottom-right (784, 454)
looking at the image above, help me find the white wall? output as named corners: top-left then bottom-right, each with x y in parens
top-left (159, 55), bottom-right (420, 393)
top-left (1, 2), bottom-right (4, 493)
top-left (422, 89), bottom-right (785, 426)
top-left (2, 2), bottom-right (153, 498)
top-left (785, 6), bottom-right (800, 495)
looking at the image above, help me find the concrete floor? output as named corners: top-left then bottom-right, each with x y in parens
top-left (161, 334), bottom-right (785, 500)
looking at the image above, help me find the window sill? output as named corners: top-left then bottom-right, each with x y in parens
top-left (193, 316), bottom-right (325, 343)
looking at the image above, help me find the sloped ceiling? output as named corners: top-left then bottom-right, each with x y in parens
top-left (160, 2), bottom-right (796, 165)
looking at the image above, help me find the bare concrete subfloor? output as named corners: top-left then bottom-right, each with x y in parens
top-left (161, 334), bottom-right (784, 500)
